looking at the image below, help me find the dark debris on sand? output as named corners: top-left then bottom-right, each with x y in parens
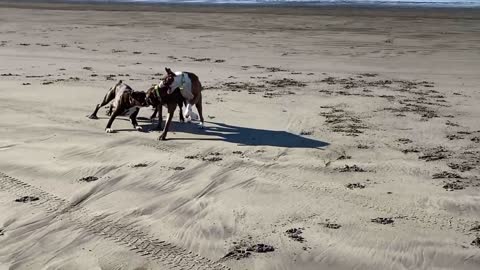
top-left (248, 244), bottom-right (275, 253)
top-left (446, 134), bottom-right (464, 140)
top-left (346, 183), bottom-right (366, 189)
top-left (397, 138), bottom-right (412, 144)
top-left (336, 154), bottom-right (351, 160)
top-left (300, 130), bottom-right (314, 136)
top-left (337, 165), bottom-right (366, 173)
top-left (223, 248), bottom-right (251, 260)
top-left (471, 237), bottom-right (480, 248)
top-left (320, 76), bottom-right (396, 89)
top-left (265, 67), bottom-right (288, 72)
top-left (1, 73), bottom-right (20, 77)
top-left (286, 228), bottom-right (305, 242)
top-left (79, 176), bottom-right (99, 182)
top-left (447, 162), bottom-right (474, 172)
top-left (319, 107), bottom-right (367, 136)
top-left (432, 171), bottom-right (463, 179)
top-left (402, 147), bottom-right (420, 154)
top-left (203, 152), bottom-right (223, 162)
top-left (371, 217), bottom-right (394, 225)
top-left (316, 76), bottom-right (447, 121)
top-left (222, 242), bottom-right (274, 261)
top-left (132, 163), bottom-right (148, 168)
top-left (185, 152), bottom-right (223, 162)
top-left (15, 196), bottom-right (39, 203)
top-left (221, 81), bottom-right (265, 93)
top-left (443, 182), bottom-right (464, 191)
top-left (324, 223), bottom-right (341, 229)
top-left (470, 224), bottom-right (480, 232)
top-left (266, 78), bottom-right (307, 88)
top-left (319, 220), bottom-right (342, 229)
top-left (419, 147), bottom-right (451, 162)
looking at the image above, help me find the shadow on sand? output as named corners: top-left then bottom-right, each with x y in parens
top-left (170, 121), bottom-right (329, 149)
top-left (95, 115), bottom-right (329, 149)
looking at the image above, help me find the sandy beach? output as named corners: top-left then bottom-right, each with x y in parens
top-left (0, 2), bottom-right (479, 269)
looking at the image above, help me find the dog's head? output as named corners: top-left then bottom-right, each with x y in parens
top-left (158, 67), bottom-right (176, 94)
top-left (145, 85), bottom-right (160, 107)
top-left (130, 91), bottom-right (147, 107)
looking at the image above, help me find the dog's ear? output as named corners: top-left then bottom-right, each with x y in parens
top-left (165, 67), bottom-right (173, 75)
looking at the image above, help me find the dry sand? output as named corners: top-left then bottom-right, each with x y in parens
top-left (0, 3), bottom-right (479, 270)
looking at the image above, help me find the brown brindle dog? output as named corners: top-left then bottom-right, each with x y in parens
top-left (145, 84), bottom-right (185, 140)
top-left (88, 80), bottom-right (147, 133)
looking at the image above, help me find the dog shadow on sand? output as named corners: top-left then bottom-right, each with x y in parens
top-left (95, 117), bottom-right (328, 149)
top-left (170, 121), bottom-right (329, 149)
top-left (91, 116), bottom-right (153, 133)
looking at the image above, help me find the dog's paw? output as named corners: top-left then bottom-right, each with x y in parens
top-left (190, 112), bottom-right (199, 121)
top-left (87, 114), bottom-right (98, 120)
top-left (135, 126), bottom-right (143, 131)
top-left (105, 128), bottom-right (114, 133)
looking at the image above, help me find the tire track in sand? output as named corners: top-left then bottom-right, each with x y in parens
top-left (0, 172), bottom-right (229, 270)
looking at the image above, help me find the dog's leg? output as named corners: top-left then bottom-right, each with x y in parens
top-left (150, 107), bottom-right (158, 121)
top-left (107, 104), bottom-right (113, 116)
top-left (88, 88), bottom-right (115, 119)
top-left (105, 107), bottom-right (122, 133)
top-left (178, 99), bottom-right (185, 123)
top-left (196, 95), bottom-right (205, 128)
top-left (183, 103), bottom-right (191, 121)
top-left (130, 108), bottom-right (142, 131)
top-left (156, 105), bottom-right (163, 130)
top-left (88, 104), bottom-right (102, 119)
top-left (159, 104), bottom-right (176, 140)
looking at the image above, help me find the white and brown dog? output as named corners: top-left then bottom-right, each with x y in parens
top-left (156, 68), bottom-right (204, 128)
top-left (88, 80), bottom-right (147, 133)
